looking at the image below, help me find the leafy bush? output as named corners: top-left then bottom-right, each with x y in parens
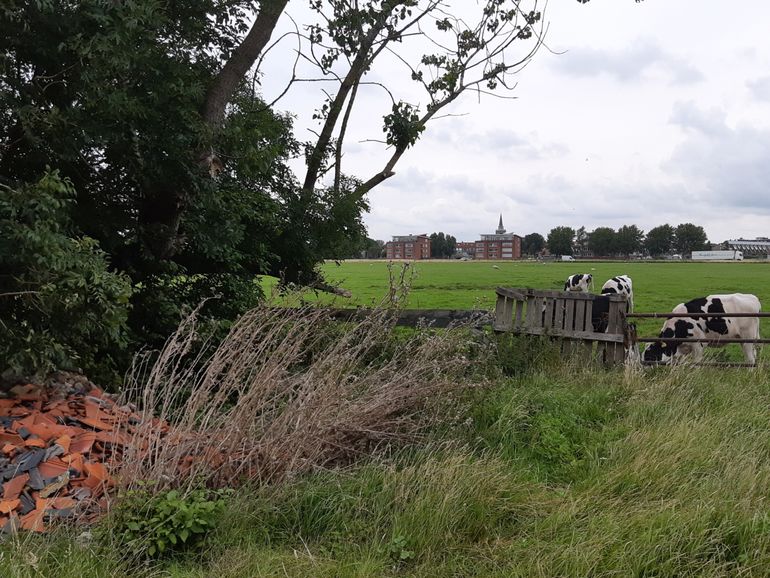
top-left (106, 487), bottom-right (231, 558)
top-left (0, 171), bottom-right (133, 381)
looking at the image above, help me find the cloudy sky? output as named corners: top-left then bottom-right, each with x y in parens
top-left (260, 1), bottom-right (770, 243)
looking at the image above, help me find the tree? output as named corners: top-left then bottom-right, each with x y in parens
top-left (547, 227), bottom-right (576, 256)
top-left (574, 226), bottom-right (588, 255)
top-left (0, 172), bottom-right (132, 379)
top-left (615, 225), bottom-right (644, 257)
top-left (522, 233), bottom-right (545, 256)
top-left (430, 232), bottom-right (457, 258)
top-left (675, 223), bottom-right (709, 255)
top-left (588, 227), bottom-right (616, 257)
top-left (645, 224), bottom-right (675, 256)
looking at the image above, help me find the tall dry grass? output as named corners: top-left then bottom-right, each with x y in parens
top-left (118, 295), bottom-right (485, 491)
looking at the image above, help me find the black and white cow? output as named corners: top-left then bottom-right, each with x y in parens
top-left (643, 293), bottom-right (761, 364)
top-left (564, 274), bottom-right (592, 293)
top-left (600, 275), bottom-right (634, 312)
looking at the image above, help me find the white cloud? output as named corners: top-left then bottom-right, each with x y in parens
top-left (550, 39), bottom-right (703, 85)
top-left (747, 76), bottom-right (770, 101)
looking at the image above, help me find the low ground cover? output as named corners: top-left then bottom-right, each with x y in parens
top-left (4, 334), bottom-right (770, 577)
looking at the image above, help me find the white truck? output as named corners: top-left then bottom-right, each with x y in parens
top-left (691, 250), bottom-right (744, 261)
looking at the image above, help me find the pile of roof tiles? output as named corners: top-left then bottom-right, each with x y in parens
top-left (0, 373), bottom-right (150, 533)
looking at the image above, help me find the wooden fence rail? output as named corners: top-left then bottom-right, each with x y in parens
top-left (493, 287), bottom-right (629, 366)
top-left (324, 308), bottom-right (490, 328)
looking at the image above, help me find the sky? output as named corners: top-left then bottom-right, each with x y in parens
top-left (259, 1), bottom-right (770, 243)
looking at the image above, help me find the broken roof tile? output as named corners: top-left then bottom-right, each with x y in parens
top-left (3, 473), bottom-right (29, 501)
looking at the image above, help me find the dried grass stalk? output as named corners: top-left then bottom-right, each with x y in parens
top-left (118, 297), bottom-right (484, 491)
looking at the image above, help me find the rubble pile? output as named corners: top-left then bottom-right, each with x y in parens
top-left (0, 373), bottom-right (149, 533)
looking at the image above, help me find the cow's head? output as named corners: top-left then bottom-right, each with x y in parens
top-left (643, 320), bottom-right (695, 364)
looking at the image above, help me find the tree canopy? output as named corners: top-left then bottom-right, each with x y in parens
top-left (675, 223), bottom-right (709, 255)
top-left (645, 224), bottom-right (675, 256)
top-left (522, 233), bottom-right (546, 256)
top-left (615, 225), bottom-right (644, 256)
top-left (547, 227), bottom-right (575, 256)
top-left (430, 233), bottom-right (458, 259)
top-left (587, 227), bottom-right (616, 257)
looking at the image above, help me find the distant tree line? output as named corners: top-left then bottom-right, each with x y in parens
top-left (523, 223), bottom-right (710, 257)
top-left (360, 222), bottom-right (708, 261)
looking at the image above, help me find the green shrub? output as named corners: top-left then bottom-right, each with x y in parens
top-left (105, 487), bottom-right (231, 558)
top-left (0, 171), bottom-right (132, 381)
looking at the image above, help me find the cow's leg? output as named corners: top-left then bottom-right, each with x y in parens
top-left (742, 319), bottom-right (760, 365)
top-left (691, 343), bottom-right (705, 363)
top-left (741, 342), bottom-right (756, 364)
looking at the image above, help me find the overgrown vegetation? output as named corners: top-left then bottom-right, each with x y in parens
top-left (5, 338), bottom-right (770, 576)
top-left (0, 172), bottom-right (132, 380)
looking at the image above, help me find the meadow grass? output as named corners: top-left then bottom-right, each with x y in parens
top-left (297, 260), bottom-right (770, 314)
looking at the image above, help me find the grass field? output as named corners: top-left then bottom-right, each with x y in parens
top-left (267, 259), bottom-right (770, 345)
top-left (314, 259), bottom-right (770, 312)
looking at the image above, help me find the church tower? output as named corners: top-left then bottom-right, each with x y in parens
top-left (495, 214), bottom-right (506, 235)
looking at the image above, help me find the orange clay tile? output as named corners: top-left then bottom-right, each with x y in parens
top-left (33, 412), bottom-right (58, 426)
top-left (0, 499), bottom-right (20, 514)
top-left (50, 497), bottom-right (77, 510)
top-left (23, 438), bottom-right (46, 448)
top-left (61, 452), bottom-right (84, 470)
top-left (35, 498), bottom-right (52, 512)
top-left (10, 414), bottom-right (35, 432)
top-left (55, 434), bottom-right (71, 453)
top-left (80, 476), bottom-right (105, 499)
top-left (0, 399), bottom-right (17, 409)
top-left (95, 430), bottom-right (131, 446)
top-left (26, 422), bottom-right (55, 441)
top-left (3, 473), bottom-right (30, 501)
top-left (0, 432), bottom-right (24, 446)
top-left (20, 508), bottom-right (45, 532)
top-left (70, 432), bottom-right (96, 454)
top-left (77, 417), bottom-right (113, 431)
top-left (38, 459), bottom-right (70, 479)
top-left (84, 462), bottom-right (109, 481)
top-left (2, 443), bottom-right (17, 455)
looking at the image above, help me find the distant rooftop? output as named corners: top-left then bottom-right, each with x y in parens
top-left (391, 234), bottom-right (428, 242)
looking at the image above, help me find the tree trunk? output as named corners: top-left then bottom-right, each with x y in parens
top-left (202, 0), bottom-right (289, 127)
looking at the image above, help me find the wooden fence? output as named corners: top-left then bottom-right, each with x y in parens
top-left (322, 290), bottom-right (767, 369)
top-left (493, 287), bottom-right (629, 366)
top-left (325, 307), bottom-right (489, 329)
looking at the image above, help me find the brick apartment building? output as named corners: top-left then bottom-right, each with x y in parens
top-left (386, 234), bottom-right (431, 260)
top-left (456, 242), bottom-right (476, 256)
top-left (474, 215), bottom-right (521, 260)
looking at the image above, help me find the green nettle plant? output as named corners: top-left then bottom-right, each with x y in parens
top-left (0, 172), bottom-right (133, 380)
top-left (107, 488), bottom-right (231, 558)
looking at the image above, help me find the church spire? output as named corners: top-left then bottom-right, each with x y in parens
top-left (496, 214), bottom-right (506, 235)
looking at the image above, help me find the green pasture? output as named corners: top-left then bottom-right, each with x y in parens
top-left (266, 260), bottom-right (770, 340)
top-left (317, 259), bottom-right (770, 310)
